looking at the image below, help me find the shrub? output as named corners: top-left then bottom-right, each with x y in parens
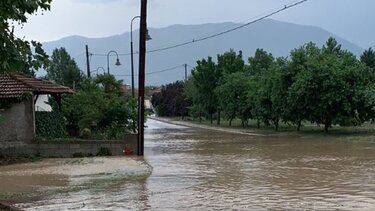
top-left (35, 111), bottom-right (66, 138)
top-left (96, 147), bottom-right (112, 156)
top-left (80, 128), bottom-right (91, 139)
top-left (72, 152), bottom-right (84, 158)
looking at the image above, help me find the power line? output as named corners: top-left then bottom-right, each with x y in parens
top-left (147, 0), bottom-right (308, 53)
top-left (114, 64), bottom-right (185, 77)
top-left (89, 0), bottom-right (308, 57)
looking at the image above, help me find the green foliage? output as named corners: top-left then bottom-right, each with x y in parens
top-left (190, 57), bottom-right (221, 123)
top-left (35, 111), bottom-right (66, 138)
top-left (215, 72), bottom-right (251, 126)
top-left (0, 0), bottom-right (51, 74)
top-left (181, 37), bottom-right (375, 132)
top-left (103, 122), bottom-right (127, 140)
top-left (217, 49), bottom-right (245, 76)
top-left (80, 128), bottom-right (91, 139)
top-left (72, 152), bottom-right (85, 158)
top-left (151, 81), bottom-right (190, 117)
top-left (96, 147), bottom-right (112, 156)
top-left (46, 48), bottom-right (83, 88)
top-left (247, 48), bottom-right (274, 75)
top-left (62, 75), bottom-right (136, 139)
top-left (361, 47), bottom-right (375, 72)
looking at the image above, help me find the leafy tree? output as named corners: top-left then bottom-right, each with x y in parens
top-left (216, 50), bottom-right (245, 124)
top-left (46, 48), bottom-right (83, 88)
top-left (0, 0), bottom-right (51, 74)
top-left (183, 37), bottom-right (375, 133)
top-left (62, 76), bottom-right (137, 137)
top-left (184, 77), bottom-right (205, 122)
top-left (285, 43), bottom-right (320, 130)
top-left (151, 81), bottom-right (190, 117)
top-left (191, 57), bottom-right (219, 124)
top-left (289, 37), bottom-right (371, 132)
top-left (247, 48), bottom-right (274, 75)
top-left (215, 72), bottom-right (251, 127)
top-left (217, 50), bottom-right (245, 76)
top-left (360, 47), bottom-right (375, 72)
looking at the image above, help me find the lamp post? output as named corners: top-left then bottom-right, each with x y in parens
top-left (92, 67), bottom-right (106, 76)
top-left (131, 16), bottom-right (152, 98)
top-left (107, 50), bottom-right (121, 75)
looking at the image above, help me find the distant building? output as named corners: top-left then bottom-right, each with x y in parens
top-left (121, 84), bottom-right (138, 96)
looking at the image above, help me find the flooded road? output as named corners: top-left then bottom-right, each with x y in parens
top-left (12, 119), bottom-right (375, 210)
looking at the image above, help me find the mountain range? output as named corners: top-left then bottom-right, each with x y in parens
top-left (41, 19), bottom-right (364, 86)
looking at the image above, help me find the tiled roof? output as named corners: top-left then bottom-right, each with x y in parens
top-left (0, 73), bottom-right (74, 98)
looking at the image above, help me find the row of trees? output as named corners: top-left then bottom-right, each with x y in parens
top-left (153, 38), bottom-right (375, 132)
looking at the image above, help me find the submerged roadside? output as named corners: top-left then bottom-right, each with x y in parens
top-left (149, 116), bottom-right (267, 137)
top-left (0, 157), bottom-right (152, 204)
top-left (150, 116), bottom-right (375, 142)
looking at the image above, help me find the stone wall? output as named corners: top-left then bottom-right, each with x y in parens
top-left (0, 134), bottom-right (138, 157)
top-left (0, 99), bottom-right (34, 149)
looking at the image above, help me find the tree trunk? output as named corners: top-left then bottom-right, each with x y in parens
top-left (217, 109), bottom-right (221, 125)
top-left (324, 122), bottom-right (329, 133)
top-left (210, 113), bottom-right (213, 124)
top-left (297, 120), bottom-right (302, 131)
top-left (229, 118), bottom-right (232, 127)
top-left (257, 119), bottom-right (260, 129)
top-left (242, 120), bottom-right (245, 128)
top-left (275, 118), bottom-right (279, 131)
top-left (199, 111), bottom-right (202, 123)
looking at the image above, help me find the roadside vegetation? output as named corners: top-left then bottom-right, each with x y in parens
top-left (40, 48), bottom-right (137, 140)
top-left (152, 38), bottom-right (375, 133)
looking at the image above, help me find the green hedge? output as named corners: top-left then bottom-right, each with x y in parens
top-left (35, 111), bottom-right (66, 138)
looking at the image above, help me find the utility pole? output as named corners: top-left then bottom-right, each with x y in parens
top-left (137, 0), bottom-right (147, 156)
top-left (184, 64), bottom-right (188, 81)
top-left (85, 45), bottom-right (91, 78)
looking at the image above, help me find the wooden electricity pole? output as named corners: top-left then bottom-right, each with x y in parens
top-left (184, 64), bottom-right (188, 81)
top-left (85, 45), bottom-right (91, 78)
top-left (137, 0), bottom-right (147, 156)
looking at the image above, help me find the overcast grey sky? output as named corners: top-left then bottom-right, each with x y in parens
top-left (16, 0), bottom-right (375, 48)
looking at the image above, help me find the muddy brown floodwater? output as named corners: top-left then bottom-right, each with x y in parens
top-left (8, 119), bottom-right (375, 210)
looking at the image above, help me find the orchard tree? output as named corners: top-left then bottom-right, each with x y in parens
top-left (217, 50), bottom-right (245, 76)
top-left (46, 48), bottom-right (83, 88)
top-left (215, 72), bottom-right (251, 127)
top-left (0, 0), bottom-right (51, 74)
top-left (247, 48), bottom-right (274, 75)
top-left (184, 77), bottom-right (205, 122)
top-left (191, 57), bottom-right (219, 124)
top-left (285, 43), bottom-right (320, 131)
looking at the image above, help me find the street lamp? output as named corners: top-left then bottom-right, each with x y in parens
top-left (107, 50), bottom-right (121, 75)
top-left (92, 67), bottom-right (106, 76)
top-left (131, 16), bottom-right (152, 98)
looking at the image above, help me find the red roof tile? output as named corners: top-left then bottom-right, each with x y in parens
top-left (0, 73), bottom-right (74, 98)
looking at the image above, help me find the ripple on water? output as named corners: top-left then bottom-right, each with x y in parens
top-left (11, 119), bottom-right (375, 210)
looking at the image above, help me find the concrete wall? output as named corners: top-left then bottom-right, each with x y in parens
top-left (0, 99), bottom-right (34, 149)
top-left (0, 134), bottom-right (138, 158)
top-left (0, 99), bottom-right (139, 158)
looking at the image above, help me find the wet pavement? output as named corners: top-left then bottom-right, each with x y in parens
top-left (6, 119), bottom-right (375, 210)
